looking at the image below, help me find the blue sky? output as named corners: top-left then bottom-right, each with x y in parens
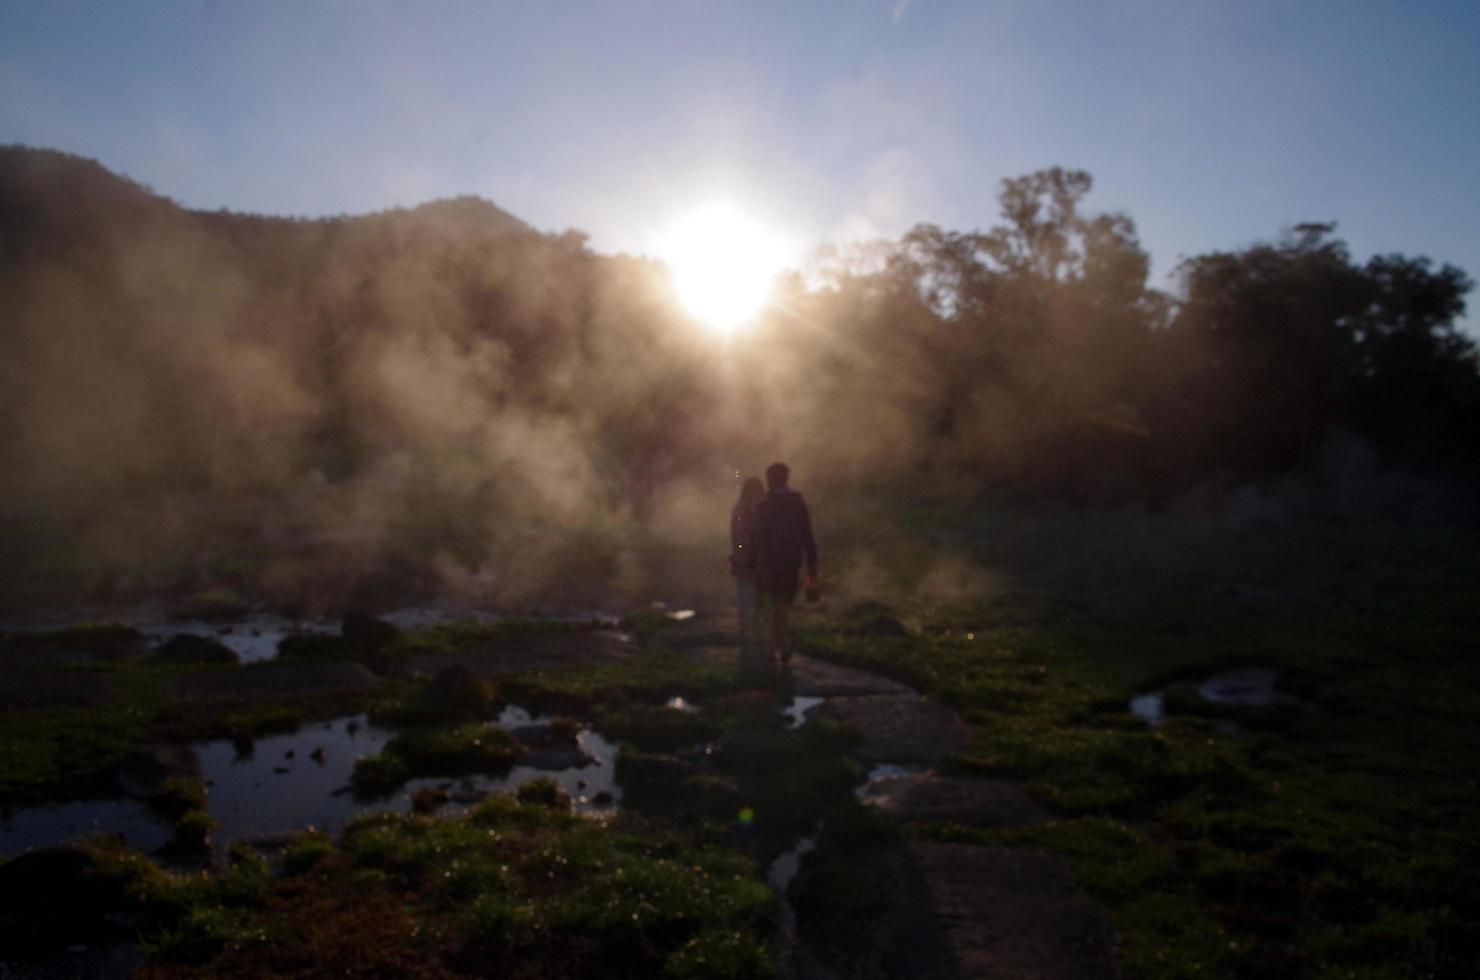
top-left (3, 0), bottom-right (1478, 307)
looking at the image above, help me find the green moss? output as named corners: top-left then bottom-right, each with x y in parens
top-left (382, 618), bottom-right (589, 659)
top-left (515, 775), bottom-right (570, 809)
top-left (351, 723), bottom-right (520, 797)
top-left (793, 508), bottom-right (1480, 979)
top-left (596, 704), bottom-right (720, 752)
top-left (282, 831), bottom-right (334, 875)
top-left (501, 650), bottom-right (738, 714)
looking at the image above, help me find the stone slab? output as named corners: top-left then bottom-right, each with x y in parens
top-left (907, 841), bottom-right (1117, 980)
top-left (863, 774), bottom-right (1048, 828)
top-left (174, 662), bottom-right (379, 702)
top-left (811, 695), bottom-right (968, 764)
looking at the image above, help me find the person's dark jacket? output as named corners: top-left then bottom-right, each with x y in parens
top-left (750, 488), bottom-right (818, 595)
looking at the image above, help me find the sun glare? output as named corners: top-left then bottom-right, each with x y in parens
top-left (661, 201), bottom-right (790, 334)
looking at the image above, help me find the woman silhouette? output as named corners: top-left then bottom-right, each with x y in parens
top-left (729, 476), bottom-right (765, 646)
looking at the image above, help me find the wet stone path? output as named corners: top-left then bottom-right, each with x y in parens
top-left (746, 651), bottom-right (1117, 980)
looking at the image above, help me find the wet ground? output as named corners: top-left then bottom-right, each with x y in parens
top-left (2, 605), bottom-right (1120, 978)
top-left (1129, 666), bottom-right (1291, 728)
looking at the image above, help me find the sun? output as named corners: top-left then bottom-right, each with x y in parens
top-left (660, 201), bottom-right (790, 334)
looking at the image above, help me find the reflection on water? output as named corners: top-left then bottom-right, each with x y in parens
top-left (137, 613), bottom-right (338, 664)
top-left (196, 714), bottom-right (393, 849)
top-left (1130, 668), bottom-right (1286, 728)
top-left (782, 696), bottom-right (825, 728)
top-left (2, 707), bottom-right (622, 857)
top-left (767, 833), bottom-right (818, 937)
top-left (854, 763), bottom-right (928, 802)
top-left (1197, 668), bottom-right (1280, 705)
top-left (199, 710), bottom-right (622, 851)
top-left (0, 798), bottom-right (171, 856)
top-left (1129, 692), bottom-right (1165, 726)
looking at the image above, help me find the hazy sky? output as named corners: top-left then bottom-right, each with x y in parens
top-left (3, 0), bottom-right (1478, 300)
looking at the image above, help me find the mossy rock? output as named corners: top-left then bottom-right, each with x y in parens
top-left (155, 633), bottom-right (238, 665)
top-left (276, 633), bottom-right (350, 662)
top-left (175, 590), bottom-right (252, 621)
top-left (596, 704), bottom-right (720, 752)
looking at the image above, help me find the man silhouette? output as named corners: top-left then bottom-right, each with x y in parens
top-left (750, 461), bottom-right (818, 665)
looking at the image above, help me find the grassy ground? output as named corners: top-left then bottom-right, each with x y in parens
top-left (792, 502), bottom-right (1480, 980)
top-left (4, 503), bottom-right (1478, 978)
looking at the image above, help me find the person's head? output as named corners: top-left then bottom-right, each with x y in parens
top-left (765, 462), bottom-right (790, 490)
top-left (738, 476), bottom-right (765, 509)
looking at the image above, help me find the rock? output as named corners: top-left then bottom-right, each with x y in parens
top-left (0, 846), bottom-right (129, 956)
top-left (387, 628), bottom-right (633, 679)
top-left (174, 662), bottom-right (379, 702)
top-left (520, 748), bottom-right (598, 770)
top-left (862, 774), bottom-right (1048, 827)
top-left (852, 614), bottom-right (909, 638)
top-left (509, 723), bottom-right (579, 748)
top-left (811, 696), bottom-right (968, 765)
top-left (1, 625), bottom-right (146, 665)
top-left (422, 664), bottom-right (493, 719)
top-left (786, 655), bottom-right (913, 697)
top-left (516, 777), bottom-right (571, 810)
top-left (342, 611), bottom-right (399, 658)
top-left (0, 669), bottom-right (114, 709)
top-left (154, 633), bottom-right (237, 665)
top-left (905, 842), bottom-right (1117, 980)
top-left (115, 745), bottom-right (201, 801)
top-left (411, 786), bottom-right (450, 814)
top-left (276, 633), bottom-right (350, 662)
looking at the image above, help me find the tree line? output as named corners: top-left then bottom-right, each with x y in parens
top-left (1, 147), bottom-right (1475, 603)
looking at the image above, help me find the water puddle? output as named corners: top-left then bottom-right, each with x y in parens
top-left (1, 707), bottom-right (622, 857)
top-left (782, 696), bottom-right (825, 728)
top-left (138, 613), bottom-right (338, 664)
top-left (377, 606), bottom-right (504, 630)
top-left (198, 709), bottom-right (621, 850)
top-left (766, 834), bottom-right (818, 937)
top-left (1128, 692), bottom-right (1165, 726)
top-left (1197, 668), bottom-right (1280, 705)
top-left (853, 763), bottom-right (928, 802)
top-left (1130, 668), bottom-right (1286, 728)
top-left (0, 798), bottom-right (171, 856)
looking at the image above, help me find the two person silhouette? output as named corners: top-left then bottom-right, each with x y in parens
top-left (730, 461), bottom-right (818, 665)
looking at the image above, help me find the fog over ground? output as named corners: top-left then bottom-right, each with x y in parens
top-left (1, 147), bottom-right (1476, 613)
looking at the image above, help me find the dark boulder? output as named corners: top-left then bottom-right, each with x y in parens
top-left (116, 744), bottom-right (202, 801)
top-left (852, 614), bottom-right (909, 638)
top-left (175, 662), bottom-right (379, 702)
top-left (155, 633), bottom-right (237, 665)
top-left (422, 664), bottom-right (493, 720)
top-left (342, 611), bottom-right (399, 659)
top-left (276, 633), bottom-right (350, 662)
top-left (0, 846), bottom-right (130, 955)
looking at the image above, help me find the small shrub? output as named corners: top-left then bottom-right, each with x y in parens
top-left (351, 753), bottom-right (411, 798)
top-left (282, 832), bottom-right (333, 875)
top-left (516, 776), bottom-right (571, 810)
